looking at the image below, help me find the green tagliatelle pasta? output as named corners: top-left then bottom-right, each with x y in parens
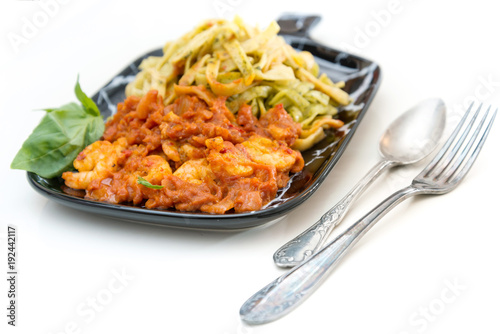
top-left (125, 16), bottom-right (351, 151)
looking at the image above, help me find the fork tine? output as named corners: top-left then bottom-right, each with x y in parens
top-left (448, 108), bottom-right (497, 184)
top-left (432, 103), bottom-right (481, 178)
top-left (423, 102), bottom-right (475, 177)
top-left (443, 105), bottom-right (491, 180)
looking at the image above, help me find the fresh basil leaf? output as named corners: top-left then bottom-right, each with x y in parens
top-left (11, 106), bottom-right (104, 178)
top-left (11, 79), bottom-right (104, 178)
top-left (74, 76), bottom-right (100, 117)
top-left (43, 102), bottom-right (85, 114)
top-left (137, 176), bottom-right (164, 189)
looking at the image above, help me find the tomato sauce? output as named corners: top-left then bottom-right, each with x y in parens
top-left (63, 88), bottom-right (304, 213)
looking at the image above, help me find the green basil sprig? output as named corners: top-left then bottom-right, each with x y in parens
top-left (11, 77), bottom-right (104, 178)
top-left (137, 176), bottom-right (164, 189)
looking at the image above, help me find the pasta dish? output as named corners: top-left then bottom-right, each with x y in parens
top-left (126, 17), bottom-right (350, 150)
top-left (61, 17), bottom-right (351, 213)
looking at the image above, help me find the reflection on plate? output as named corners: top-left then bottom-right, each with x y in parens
top-left (27, 15), bottom-right (381, 230)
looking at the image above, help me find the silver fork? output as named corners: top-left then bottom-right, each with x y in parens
top-left (240, 103), bottom-right (497, 325)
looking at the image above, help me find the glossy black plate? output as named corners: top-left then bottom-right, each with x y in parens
top-left (27, 15), bottom-right (381, 230)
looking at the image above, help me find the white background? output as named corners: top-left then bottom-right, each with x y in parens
top-left (1, 0), bottom-right (499, 333)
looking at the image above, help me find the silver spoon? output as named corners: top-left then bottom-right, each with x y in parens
top-left (274, 98), bottom-right (446, 267)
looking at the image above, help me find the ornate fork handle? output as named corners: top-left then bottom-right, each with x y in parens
top-left (242, 185), bottom-right (422, 324)
top-left (274, 159), bottom-right (395, 267)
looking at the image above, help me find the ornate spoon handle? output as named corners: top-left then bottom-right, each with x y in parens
top-left (273, 159), bottom-right (395, 267)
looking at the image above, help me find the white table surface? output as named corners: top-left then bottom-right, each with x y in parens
top-left (1, 0), bottom-right (499, 333)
